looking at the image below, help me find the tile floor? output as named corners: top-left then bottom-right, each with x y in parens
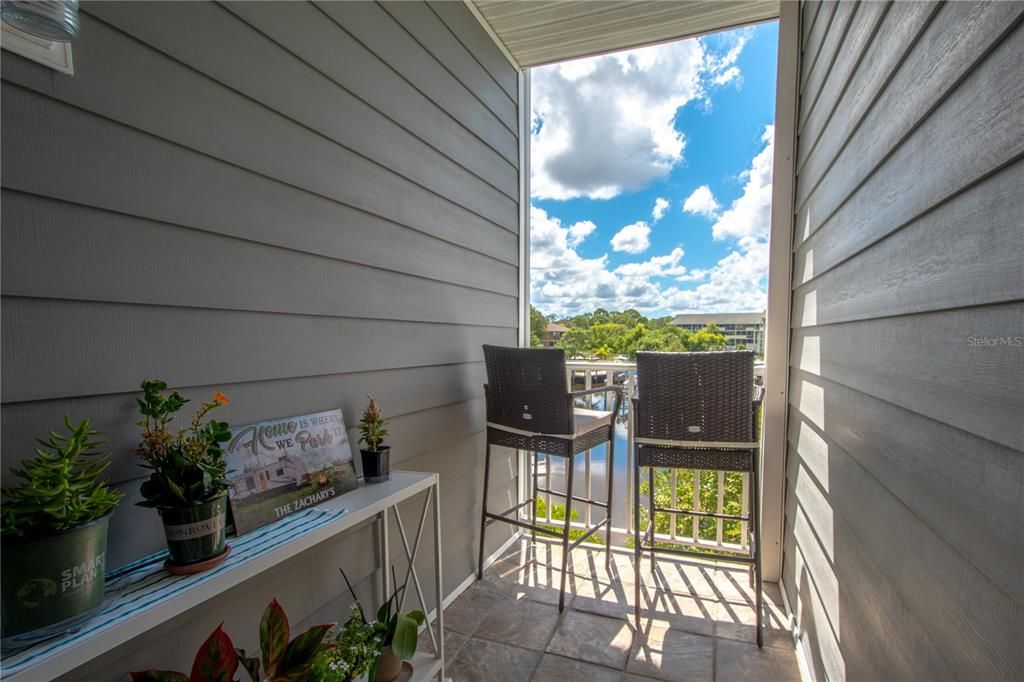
top-left (420, 539), bottom-right (800, 681)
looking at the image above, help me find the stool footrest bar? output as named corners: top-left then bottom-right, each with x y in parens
top-left (568, 519), bottom-right (610, 550)
top-left (652, 506), bottom-right (750, 522)
top-left (534, 487), bottom-right (609, 509)
top-left (636, 541), bottom-right (755, 565)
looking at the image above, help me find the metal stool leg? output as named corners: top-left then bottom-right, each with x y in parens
top-left (558, 455), bottom-right (575, 612)
top-left (604, 433), bottom-right (615, 565)
top-left (753, 451), bottom-right (764, 648)
top-left (633, 456), bottom-right (642, 625)
top-left (531, 451), bottom-right (539, 543)
top-left (648, 467), bottom-right (656, 565)
top-left (477, 442), bottom-right (492, 580)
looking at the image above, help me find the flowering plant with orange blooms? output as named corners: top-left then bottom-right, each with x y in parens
top-left (135, 379), bottom-right (232, 508)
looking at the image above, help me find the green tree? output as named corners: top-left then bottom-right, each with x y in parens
top-left (529, 305), bottom-right (548, 348)
top-left (687, 323), bottom-right (728, 351)
top-left (551, 310), bottom-right (730, 358)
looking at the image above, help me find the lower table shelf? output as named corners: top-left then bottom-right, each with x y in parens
top-left (1, 471), bottom-right (444, 681)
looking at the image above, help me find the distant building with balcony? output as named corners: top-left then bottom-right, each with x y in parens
top-left (542, 322), bottom-right (569, 348)
top-left (672, 311), bottom-right (766, 354)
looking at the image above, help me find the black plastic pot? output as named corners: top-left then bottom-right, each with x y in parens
top-left (1, 514), bottom-right (110, 645)
top-left (158, 494), bottom-right (228, 566)
top-left (361, 446), bottom-right (391, 483)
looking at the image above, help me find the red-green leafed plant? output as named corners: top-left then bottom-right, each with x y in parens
top-left (130, 599), bottom-right (333, 682)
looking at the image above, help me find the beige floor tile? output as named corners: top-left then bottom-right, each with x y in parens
top-left (447, 637), bottom-right (542, 682)
top-left (715, 637), bottom-right (801, 682)
top-left (710, 567), bottom-right (759, 605)
top-left (531, 653), bottom-right (623, 682)
top-left (713, 597), bottom-right (791, 650)
top-left (566, 573), bottom-right (634, 621)
top-left (546, 609), bottom-right (635, 670)
top-left (627, 621), bottom-right (714, 682)
top-left (569, 575), bottom-right (716, 638)
top-left (474, 598), bottom-right (561, 652)
top-left (637, 590), bottom-right (716, 637)
top-left (500, 538), bottom-right (567, 567)
top-left (444, 584), bottom-right (505, 636)
top-left (570, 547), bottom-right (635, 584)
top-left (633, 556), bottom-right (723, 600)
top-left (416, 625), bottom-right (468, 669)
top-left (482, 555), bottom-right (574, 607)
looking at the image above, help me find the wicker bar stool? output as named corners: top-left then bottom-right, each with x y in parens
top-left (632, 350), bottom-right (765, 646)
top-left (479, 345), bottom-right (622, 611)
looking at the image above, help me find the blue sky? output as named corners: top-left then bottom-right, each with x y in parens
top-left (529, 22), bottom-right (779, 318)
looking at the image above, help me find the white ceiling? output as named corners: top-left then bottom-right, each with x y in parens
top-left (469, 0), bottom-right (780, 69)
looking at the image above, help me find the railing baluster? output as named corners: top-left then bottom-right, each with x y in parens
top-left (716, 471), bottom-right (725, 547)
top-left (741, 472), bottom-right (749, 549)
top-left (692, 469), bottom-right (701, 541)
top-left (584, 370), bottom-right (592, 528)
top-left (670, 469), bottom-right (678, 540)
top-left (625, 371), bottom-right (634, 535)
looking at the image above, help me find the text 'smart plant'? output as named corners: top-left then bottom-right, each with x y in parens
top-left (131, 599), bottom-right (333, 682)
top-left (136, 380), bottom-right (231, 508)
top-left (1, 417), bottom-right (123, 538)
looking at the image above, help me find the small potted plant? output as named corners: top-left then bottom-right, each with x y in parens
top-left (1, 417), bottom-right (123, 645)
top-left (312, 603), bottom-right (384, 682)
top-left (322, 568), bottom-right (425, 682)
top-left (135, 379), bottom-right (232, 570)
top-left (358, 395), bottom-right (390, 483)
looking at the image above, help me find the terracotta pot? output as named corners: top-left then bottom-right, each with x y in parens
top-left (374, 646), bottom-right (403, 682)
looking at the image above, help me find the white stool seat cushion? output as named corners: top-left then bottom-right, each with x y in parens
top-left (573, 408), bottom-right (614, 436)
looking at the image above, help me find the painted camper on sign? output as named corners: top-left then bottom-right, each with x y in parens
top-left (224, 409), bottom-right (358, 534)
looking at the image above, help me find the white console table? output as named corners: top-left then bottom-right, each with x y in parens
top-left (1, 471), bottom-right (445, 682)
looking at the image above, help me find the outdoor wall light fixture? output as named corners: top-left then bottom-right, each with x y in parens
top-left (1, 0), bottom-right (79, 42)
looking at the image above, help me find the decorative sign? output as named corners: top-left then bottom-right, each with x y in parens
top-left (224, 409), bottom-right (358, 534)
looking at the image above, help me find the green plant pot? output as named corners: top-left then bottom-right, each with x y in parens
top-left (159, 494), bottom-right (228, 566)
top-left (1, 515), bottom-right (110, 644)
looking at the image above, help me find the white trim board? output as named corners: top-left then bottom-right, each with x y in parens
top-left (778, 577), bottom-right (816, 682)
top-left (761, 0), bottom-right (800, 582)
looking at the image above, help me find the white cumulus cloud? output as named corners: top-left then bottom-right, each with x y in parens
top-left (529, 124), bottom-right (773, 318)
top-left (610, 221), bottom-right (652, 254)
top-left (667, 125), bottom-right (774, 312)
top-left (530, 31), bottom-right (751, 201)
top-left (652, 197), bottom-right (670, 222)
top-left (531, 207), bottom-right (693, 316)
top-left (711, 126), bottom-right (774, 241)
top-left (566, 220), bottom-right (596, 247)
top-left (683, 185), bottom-right (720, 219)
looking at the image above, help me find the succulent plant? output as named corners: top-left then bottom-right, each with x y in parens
top-left (135, 379), bottom-right (232, 508)
top-left (358, 395), bottom-right (389, 452)
top-left (1, 416), bottom-right (124, 538)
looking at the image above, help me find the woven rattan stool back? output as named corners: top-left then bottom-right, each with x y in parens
top-left (635, 351), bottom-right (755, 444)
top-left (483, 345), bottom-right (572, 436)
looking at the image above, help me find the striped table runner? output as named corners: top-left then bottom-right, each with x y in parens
top-left (1, 505), bottom-right (347, 676)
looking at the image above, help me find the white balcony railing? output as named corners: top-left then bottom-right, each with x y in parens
top-left (527, 360), bottom-right (764, 555)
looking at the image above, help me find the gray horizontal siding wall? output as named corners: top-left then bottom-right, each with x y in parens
top-left (784, 2), bottom-right (1024, 680)
top-left (0, 1), bottom-right (520, 677)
